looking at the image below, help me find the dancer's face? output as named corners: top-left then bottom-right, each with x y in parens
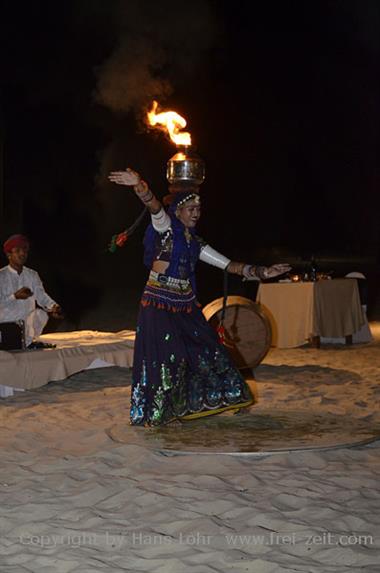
top-left (176, 200), bottom-right (201, 228)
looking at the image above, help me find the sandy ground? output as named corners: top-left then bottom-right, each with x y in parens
top-left (1, 325), bottom-right (380, 572)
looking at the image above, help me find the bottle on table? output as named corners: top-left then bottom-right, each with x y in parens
top-left (309, 255), bottom-right (317, 282)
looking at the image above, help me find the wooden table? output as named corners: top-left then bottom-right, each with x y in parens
top-left (256, 279), bottom-right (365, 348)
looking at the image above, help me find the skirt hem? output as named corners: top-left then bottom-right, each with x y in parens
top-left (178, 398), bottom-right (254, 421)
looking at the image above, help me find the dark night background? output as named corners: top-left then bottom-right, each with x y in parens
top-left (1, 0), bottom-right (379, 331)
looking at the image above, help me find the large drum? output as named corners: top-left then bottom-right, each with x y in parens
top-left (202, 296), bottom-right (272, 370)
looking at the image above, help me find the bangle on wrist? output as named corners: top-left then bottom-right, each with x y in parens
top-left (140, 191), bottom-right (154, 204)
top-left (254, 266), bottom-right (267, 280)
top-left (243, 264), bottom-right (252, 278)
top-left (134, 181), bottom-right (154, 204)
top-left (227, 261), bottom-right (245, 276)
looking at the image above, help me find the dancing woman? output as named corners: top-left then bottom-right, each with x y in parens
top-left (109, 168), bottom-right (290, 426)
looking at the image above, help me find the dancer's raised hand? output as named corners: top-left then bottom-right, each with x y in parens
top-left (108, 168), bottom-right (140, 187)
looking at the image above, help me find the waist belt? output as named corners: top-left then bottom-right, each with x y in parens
top-left (149, 270), bottom-right (190, 288)
top-left (143, 271), bottom-right (196, 312)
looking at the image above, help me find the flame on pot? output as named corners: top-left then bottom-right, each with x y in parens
top-left (147, 100), bottom-right (191, 146)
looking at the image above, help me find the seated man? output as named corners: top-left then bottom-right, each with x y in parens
top-left (0, 234), bottom-right (63, 348)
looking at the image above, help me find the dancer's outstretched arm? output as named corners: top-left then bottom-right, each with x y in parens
top-left (199, 245), bottom-right (291, 279)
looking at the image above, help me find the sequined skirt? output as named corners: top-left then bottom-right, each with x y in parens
top-left (130, 279), bottom-right (254, 426)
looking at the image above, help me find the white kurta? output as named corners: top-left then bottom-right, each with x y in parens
top-left (0, 265), bottom-right (57, 345)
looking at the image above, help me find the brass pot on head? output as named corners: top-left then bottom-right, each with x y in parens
top-left (166, 147), bottom-right (205, 185)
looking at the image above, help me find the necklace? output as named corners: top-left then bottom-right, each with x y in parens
top-left (184, 228), bottom-right (191, 245)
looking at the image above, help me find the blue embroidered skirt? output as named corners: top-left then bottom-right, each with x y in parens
top-left (130, 271), bottom-right (254, 426)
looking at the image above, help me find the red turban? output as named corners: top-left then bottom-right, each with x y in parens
top-left (3, 234), bottom-right (30, 254)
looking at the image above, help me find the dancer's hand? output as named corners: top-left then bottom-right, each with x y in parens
top-left (261, 263), bottom-right (292, 279)
top-left (108, 168), bottom-right (140, 187)
top-left (244, 263), bottom-right (292, 280)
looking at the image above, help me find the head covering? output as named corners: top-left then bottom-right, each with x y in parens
top-left (3, 234), bottom-right (30, 254)
top-left (166, 190), bottom-right (201, 215)
top-left (163, 182), bottom-right (200, 208)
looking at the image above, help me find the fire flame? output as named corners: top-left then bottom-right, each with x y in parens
top-left (147, 100), bottom-right (191, 146)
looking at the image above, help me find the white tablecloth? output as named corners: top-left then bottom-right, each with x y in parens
top-left (0, 330), bottom-right (135, 395)
top-left (256, 279), bottom-right (364, 348)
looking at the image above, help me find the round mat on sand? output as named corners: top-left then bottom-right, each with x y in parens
top-left (108, 410), bottom-right (380, 455)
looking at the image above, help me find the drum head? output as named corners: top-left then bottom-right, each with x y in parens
top-left (203, 296), bottom-right (272, 369)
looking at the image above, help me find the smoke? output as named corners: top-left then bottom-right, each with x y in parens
top-left (95, 0), bottom-right (217, 115)
top-left (93, 0), bottom-right (218, 240)
top-left (96, 40), bottom-right (172, 114)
